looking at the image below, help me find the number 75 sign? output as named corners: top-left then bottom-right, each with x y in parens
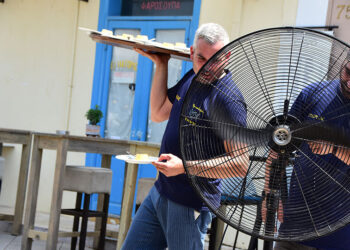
top-left (327, 0), bottom-right (350, 44)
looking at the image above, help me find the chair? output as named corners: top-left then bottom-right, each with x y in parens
top-left (0, 156), bottom-right (4, 192)
top-left (135, 178), bottom-right (156, 212)
top-left (208, 195), bottom-right (263, 250)
top-left (60, 165), bottom-right (113, 250)
top-left (208, 174), bottom-right (264, 250)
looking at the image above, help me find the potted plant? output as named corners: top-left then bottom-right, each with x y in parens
top-left (85, 105), bottom-right (103, 137)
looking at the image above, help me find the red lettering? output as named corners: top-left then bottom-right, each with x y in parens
top-left (140, 0), bottom-right (182, 11)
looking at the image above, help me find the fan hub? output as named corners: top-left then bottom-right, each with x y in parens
top-left (272, 125), bottom-right (291, 146)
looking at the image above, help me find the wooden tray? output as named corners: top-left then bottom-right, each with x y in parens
top-left (83, 28), bottom-right (191, 61)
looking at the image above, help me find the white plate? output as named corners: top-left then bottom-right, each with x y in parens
top-left (116, 155), bottom-right (158, 164)
top-left (78, 27), bottom-right (102, 35)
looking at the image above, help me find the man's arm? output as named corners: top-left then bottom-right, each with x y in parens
top-left (134, 48), bottom-right (173, 122)
top-left (152, 141), bottom-right (249, 178)
top-left (308, 141), bottom-right (350, 165)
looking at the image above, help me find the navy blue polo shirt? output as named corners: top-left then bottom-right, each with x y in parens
top-left (281, 80), bottom-right (350, 249)
top-left (155, 69), bottom-right (247, 211)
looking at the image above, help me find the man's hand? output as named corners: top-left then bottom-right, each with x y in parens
top-left (308, 141), bottom-right (334, 155)
top-left (152, 153), bottom-right (185, 177)
top-left (134, 48), bottom-right (170, 65)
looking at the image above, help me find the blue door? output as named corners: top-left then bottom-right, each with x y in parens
top-left (88, 19), bottom-right (192, 215)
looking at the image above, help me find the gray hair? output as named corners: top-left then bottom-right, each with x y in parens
top-left (193, 23), bottom-right (229, 49)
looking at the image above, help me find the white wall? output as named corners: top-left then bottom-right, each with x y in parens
top-left (296, 0), bottom-right (329, 26)
top-left (199, 0), bottom-right (299, 41)
top-left (0, 0), bottom-right (99, 212)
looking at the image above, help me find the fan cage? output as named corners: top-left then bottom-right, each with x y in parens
top-left (179, 27), bottom-right (350, 242)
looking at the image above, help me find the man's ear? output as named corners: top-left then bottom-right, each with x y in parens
top-left (190, 46), bottom-right (194, 60)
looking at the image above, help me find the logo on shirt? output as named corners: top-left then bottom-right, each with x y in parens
top-left (308, 113), bottom-right (325, 121)
top-left (186, 103), bottom-right (204, 125)
top-left (176, 94), bottom-right (181, 101)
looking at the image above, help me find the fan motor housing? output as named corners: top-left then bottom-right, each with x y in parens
top-left (273, 125), bottom-right (291, 146)
top-left (267, 115), bottom-right (301, 153)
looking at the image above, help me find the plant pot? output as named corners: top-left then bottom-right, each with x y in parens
top-left (86, 124), bottom-right (100, 137)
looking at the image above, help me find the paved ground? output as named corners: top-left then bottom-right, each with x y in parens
top-left (0, 211), bottom-right (237, 250)
top-left (0, 214), bottom-right (117, 250)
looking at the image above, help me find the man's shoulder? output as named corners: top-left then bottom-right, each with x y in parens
top-left (181, 69), bottom-right (195, 82)
top-left (168, 69), bottom-right (195, 103)
top-left (172, 69), bottom-right (195, 89)
top-left (303, 80), bottom-right (338, 96)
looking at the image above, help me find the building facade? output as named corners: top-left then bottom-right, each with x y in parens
top-left (0, 0), bottom-right (347, 247)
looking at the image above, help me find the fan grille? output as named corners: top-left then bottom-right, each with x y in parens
top-left (179, 27), bottom-right (350, 241)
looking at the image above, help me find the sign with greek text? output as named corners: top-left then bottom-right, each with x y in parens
top-left (121, 0), bottom-right (194, 16)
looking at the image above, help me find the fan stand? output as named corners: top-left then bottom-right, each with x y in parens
top-left (263, 151), bottom-right (291, 250)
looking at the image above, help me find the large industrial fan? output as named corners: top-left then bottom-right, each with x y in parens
top-left (179, 27), bottom-right (350, 248)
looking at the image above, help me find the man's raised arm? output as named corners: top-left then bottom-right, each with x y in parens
top-left (134, 48), bottom-right (173, 122)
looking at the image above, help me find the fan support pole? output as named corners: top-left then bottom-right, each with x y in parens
top-left (263, 154), bottom-right (290, 250)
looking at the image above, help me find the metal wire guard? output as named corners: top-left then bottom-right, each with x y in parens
top-left (179, 27), bottom-right (350, 242)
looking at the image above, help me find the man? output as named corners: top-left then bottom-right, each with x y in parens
top-left (121, 23), bottom-right (248, 250)
top-left (273, 51), bottom-right (350, 250)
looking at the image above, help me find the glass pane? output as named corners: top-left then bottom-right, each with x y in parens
top-left (105, 29), bottom-right (140, 140)
top-left (147, 29), bottom-right (185, 143)
top-left (121, 0), bottom-right (194, 16)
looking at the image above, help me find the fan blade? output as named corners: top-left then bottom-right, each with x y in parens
top-left (234, 127), bottom-right (272, 145)
top-left (292, 122), bottom-right (350, 148)
top-left (217, 124), bottom-right (272, 146)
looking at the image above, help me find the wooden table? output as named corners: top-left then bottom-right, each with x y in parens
top-left (0, 128), bottom-right (32, 235)
top-left (21, 132), bottom-right (159, 250)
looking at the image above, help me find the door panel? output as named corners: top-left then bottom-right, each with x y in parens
top-left (106, 29), bottom-right (140, 140)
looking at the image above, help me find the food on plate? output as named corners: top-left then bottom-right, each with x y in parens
top-left (121, 33), bottom-right (134, 40)
top-left (175, 42), bottom-right (187, 48)
top-left (101, 29), bottom-right (113, 36)
top-left (151, 41), bottom-right (163, 47)
top-left (162, 42), bottom-right (175, 48)
top-left (136, 35), bottom-right (149, 41)
top-left (135, 154), bottom-right (149, 161)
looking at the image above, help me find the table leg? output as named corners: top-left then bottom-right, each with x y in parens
top-left (116, 162), bottom-right (139, 250)
top-left (21, 137), bottom-right (42, 250)
top-left (45, 139), bottom-right (68, 250)
top-left (12, 137), bottom-right (32, 235)
top-left (93, 154), bottom-right (112, 248)
top-left (214, 211), bottom-right (225, 250)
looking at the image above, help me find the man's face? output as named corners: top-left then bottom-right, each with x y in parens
top-left (190, 38), bottom-right (225, 74)
top-left (340, 61), bottom-right (350, 99)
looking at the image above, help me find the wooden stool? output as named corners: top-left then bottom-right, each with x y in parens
top-left (61, 165), bottom-right (113, 250)
top-left (135, 178), bottom-right (156, 212)
top-left (0, 156), bottom-right (4, 192)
